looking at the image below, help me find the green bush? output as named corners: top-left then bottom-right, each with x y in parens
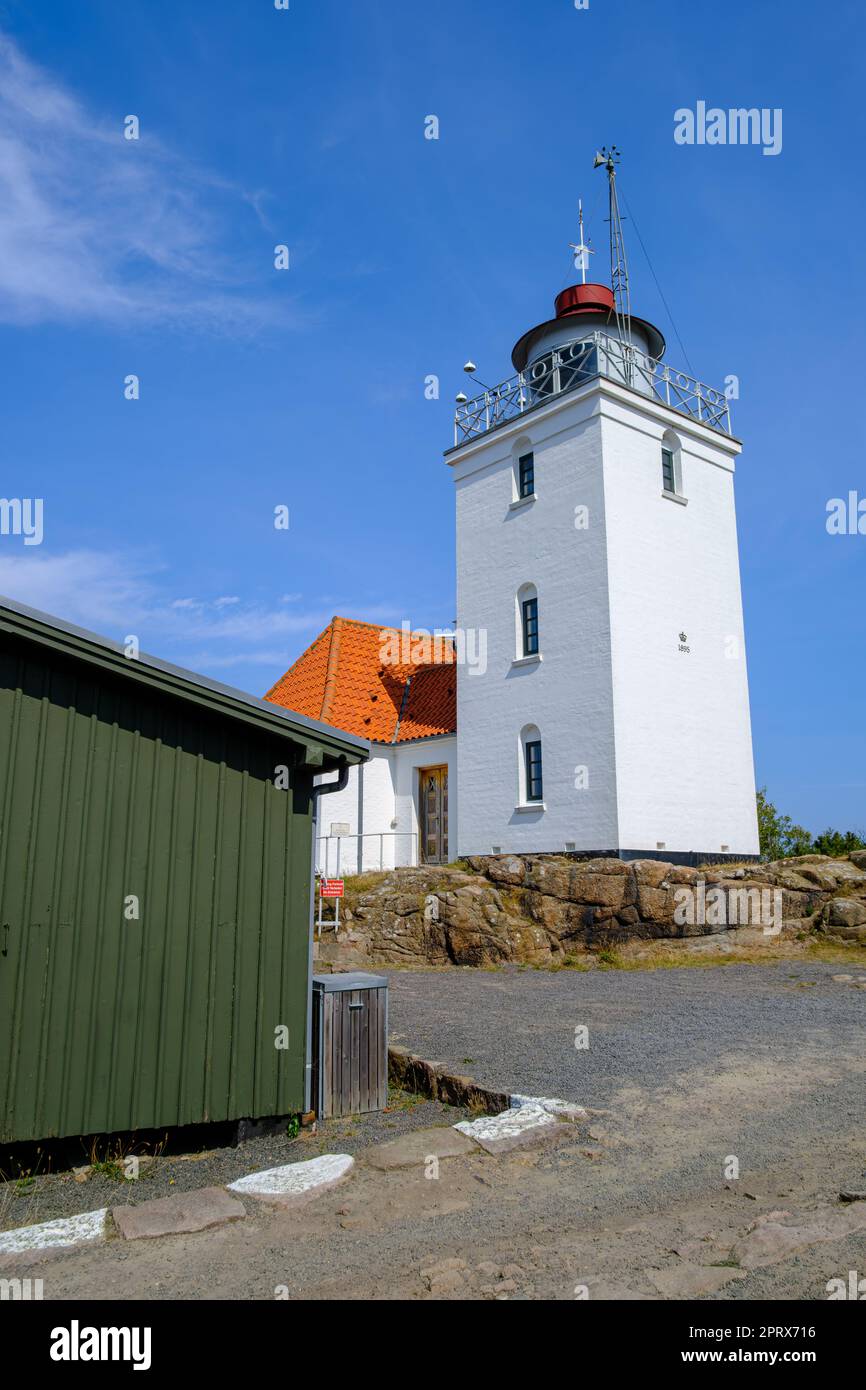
top-left (757, 788), bottom-right (865, 860)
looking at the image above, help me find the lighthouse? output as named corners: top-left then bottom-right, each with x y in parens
top-left (447, 155), bottom-right (759, 863)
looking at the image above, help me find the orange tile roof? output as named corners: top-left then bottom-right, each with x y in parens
top-left (264, 617), bottom-right (456, 744)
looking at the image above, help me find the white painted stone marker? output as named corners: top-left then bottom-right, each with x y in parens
top-left (455, 1104), bottom-right (568, 1155)
top-left (510, 1093), bottom-right (586, 1121)
top-left (227, 1153), bottom-right (354, 1206)
top-left (0, 1207), bottom-right (109, 1258)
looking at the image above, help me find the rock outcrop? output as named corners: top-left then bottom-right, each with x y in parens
top-left (318, 854), bottom-right (866, 970)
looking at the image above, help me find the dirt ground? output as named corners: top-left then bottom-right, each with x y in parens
top-left (3, 954), bottom-right (865, 1301)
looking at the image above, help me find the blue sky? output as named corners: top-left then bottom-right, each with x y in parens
top-left (0, 0), bottom-right (863, 834)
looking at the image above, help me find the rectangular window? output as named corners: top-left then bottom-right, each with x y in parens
top-left (661, 446), bottom-right (676, 494)
top-left (518, 453), bottom-right (535, 498)
top-left (522, 597), bottom-right (539, 656)
top-left (525, 740), bottom-right (543, 802)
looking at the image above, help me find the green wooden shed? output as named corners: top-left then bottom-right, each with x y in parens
top-left (0, 597), bottom-right (368, 1144)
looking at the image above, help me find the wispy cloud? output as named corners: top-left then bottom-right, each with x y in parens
top-left (0, 32), bottom-right (289, 330)
top-left (0, 548), bottom-right (162, 633)
top-left (0, 548), bottom-right (405, 689)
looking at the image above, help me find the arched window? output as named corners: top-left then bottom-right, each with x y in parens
top-left (516, 583), bottom-right (539, 659)
top-left (661, 430), bottom-right (683, 498)
top-left (518, 452), bottom-right (534, 498)
top-left (511, 436), bottom-right (535, 504)
top-left (519, 724), bottom-right (544, 804)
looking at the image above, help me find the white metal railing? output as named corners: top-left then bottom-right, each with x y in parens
top-left (453, 330), bottom-right (731, 444)
top-left (316, 831), bottom-right (418, 877)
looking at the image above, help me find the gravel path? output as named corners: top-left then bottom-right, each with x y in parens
top-left (387, 959), bottom-right (866, 1108)
top-left (6, 959), bottom-right (865, 1301)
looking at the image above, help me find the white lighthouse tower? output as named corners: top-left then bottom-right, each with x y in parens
top-left (447, 154), bottom-right (759, 863)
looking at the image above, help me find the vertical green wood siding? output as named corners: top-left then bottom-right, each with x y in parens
top-left (0, 640), bottom-right (314, 1142)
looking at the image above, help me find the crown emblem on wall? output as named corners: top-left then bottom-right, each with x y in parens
top-left (679, 632), bottom-right (688, 643)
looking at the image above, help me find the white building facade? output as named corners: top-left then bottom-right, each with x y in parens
top-left (448, 282), bottom-right (759, 862)
top-left (315, 737), bottom-right (457, 876)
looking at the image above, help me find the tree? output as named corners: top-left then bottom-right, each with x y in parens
top-left (755, 788), bottom-right (813, 862)
top-left (756, 788), bottom-right (782, 860)
top-left (756, 790), bottom-right (865, 860)
top-left (812, 828), bottom-right (866, 857)
top-left (786, 822), bottom-right (816, 857)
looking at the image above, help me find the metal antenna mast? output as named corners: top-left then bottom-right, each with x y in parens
top-left (593, 145), bottom-right (633, 376)
top-left (569, 199), bottom-right (594, 284)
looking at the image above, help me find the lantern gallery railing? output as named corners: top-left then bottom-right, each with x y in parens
top-left (453, 330), bottom-right (732, 444)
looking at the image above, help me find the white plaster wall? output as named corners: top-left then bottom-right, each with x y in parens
top-left (452, 391), bottom-right (619, 856)
top-left (314, 739), bottom-right (458, 872)
top-left (314, 751), bottom-right (397, 874)
top-left (449, 377), bottom-right (759, 859)
top-left (393, 737), bottom-right (457, 865)
top-left (601, 398), bottom-right (759, 854)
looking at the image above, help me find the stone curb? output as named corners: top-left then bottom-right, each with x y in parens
top-left (388, 1045), bottom-right (510, 1115)
top-left (112, 1186), bottom-right (246, 1241)
top-left (455, 1106), bottom-right (572, 1155)
top-left (362, 1128), bottom-right (476, 1171)
top-left (227, 1153), bottom-right (354, 1206)
top-left (0, 1154), bottom-right (356, 1260)
top-left (388, 1046), bottom-right (590, 1125)
top-left (0, 1064), bottom-right (589, 1259)
top-left (0, 1207), bottom-right (109, 1264)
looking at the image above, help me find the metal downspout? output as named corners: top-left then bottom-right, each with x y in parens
top-left (304, 757), bottom-right (349, 1114)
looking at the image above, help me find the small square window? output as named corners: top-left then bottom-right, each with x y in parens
top-left (518, 453), bottom-right (534, 499)
top-left (522, 597), bottom-right (539, 656)
top-left (525, 740), bottom-right (543, 802)
top-left (661, 446), bottom-right (676, 494)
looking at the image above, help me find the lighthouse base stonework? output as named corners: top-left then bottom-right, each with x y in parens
top-left (311, 853), bottom-right (866, 973)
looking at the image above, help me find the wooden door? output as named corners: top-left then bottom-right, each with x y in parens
top-left (419, 766), bottom-right (448, 865)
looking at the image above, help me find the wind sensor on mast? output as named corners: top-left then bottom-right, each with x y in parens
top-left (594, 145), bottom-right (634, 377)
